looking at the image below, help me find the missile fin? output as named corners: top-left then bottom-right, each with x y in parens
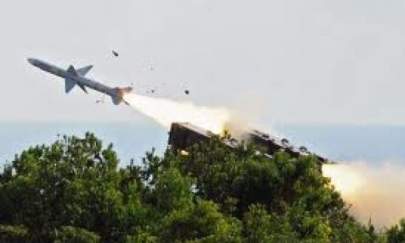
top-left (77, 65), bottom-right (93, 76)
top-left (67, 65), bottom-right (78, 76)
top-left (78, 83), bottom-right (88, 93)
top-left (65, 78), bottom-right (76, 93)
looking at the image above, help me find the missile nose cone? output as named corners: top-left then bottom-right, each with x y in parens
top-left (27, 58), bottom-right (37, 65)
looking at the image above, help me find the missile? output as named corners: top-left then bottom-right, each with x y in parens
top-left (27, 58), bottom-right (132, 105)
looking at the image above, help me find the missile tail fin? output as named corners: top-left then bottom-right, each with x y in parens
top-left (67, 65), bottom-right (78, 76)
top-left (77, 65), bottom-right (93, 76)
top-left (65, 66), bottom-right (78, 93)
top-left (65, 78), bottom-right (76, 93)
top-left (77, 83), bottom-right (88, 93)
top-left (65, 65), bottom-right (88, 94)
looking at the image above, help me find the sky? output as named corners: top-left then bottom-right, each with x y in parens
top-left (1, 0), bottom-right (405, 125)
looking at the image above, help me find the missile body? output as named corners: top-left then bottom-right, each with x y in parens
top-left (27, 58), bottom-right (132, 105)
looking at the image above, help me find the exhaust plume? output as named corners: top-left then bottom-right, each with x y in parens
top-left (123, 93), bottom-right (231, 134)
top-left (323, 162), bottom-right (405, 227)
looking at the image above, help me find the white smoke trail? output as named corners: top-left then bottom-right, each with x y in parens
top-left (323, 162), bottom-right (405, 228)
top-left (123, 93), bottom-right (231, 134)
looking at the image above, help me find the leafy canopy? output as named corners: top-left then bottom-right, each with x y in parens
top-left (0, 133), bottom-right (402, 242)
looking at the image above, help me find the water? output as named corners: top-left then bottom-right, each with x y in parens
top-left (1, 122), bottom-right (404, 166)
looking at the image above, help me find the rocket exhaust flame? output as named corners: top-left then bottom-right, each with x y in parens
top-left (322, 164), bottom-right (365, 196)
top-left (323, 162), bottom-right (405, 228)
top-left (123, 93), bottom-right (230, 134)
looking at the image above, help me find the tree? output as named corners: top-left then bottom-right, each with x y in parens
top-left (0, 224), bottom-right (30, 243)
top-left (243, 204), bottom-right (297, 243)
top-left (386, 219), bottom-right (405, 243)
top-left (160, 200), bottom-right (241, 243)
top-left (0, 132), bottom-right (400, 242)
top-left (0, 133), bottom-right (144, 242)
top-left (54, 226), bottom-right (100, 243)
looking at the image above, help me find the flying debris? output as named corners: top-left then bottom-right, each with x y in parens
top-left (96, 95), bottom-right (106, 104)
top-left (146, 89), bottom-right (155, 94)
top-left (112, 50), bottom-right (119, 57)
top-left (281, 138), bottom-right (290, 147)
top-left (27, 58), bottom-right (132, 105)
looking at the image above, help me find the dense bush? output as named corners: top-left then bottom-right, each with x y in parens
top-left (0, 133), bottom-right (403, 242)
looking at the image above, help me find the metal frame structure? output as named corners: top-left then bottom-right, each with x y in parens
top-left (168, 122), bottom-right (328, 163)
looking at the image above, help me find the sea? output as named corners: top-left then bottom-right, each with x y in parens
top-left (1, 122), bottom-right (404, 167)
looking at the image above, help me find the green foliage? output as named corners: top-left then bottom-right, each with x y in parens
top-left (386, 219), bottom-right (405, 243)
top-left (54, 226), bottom-right (100, 243)
top-left (0, 133), bottom-right (142, 242)
top-left (0, 224), bottom-right (30, 243)
top-left (0, 132), bottom-right (402, 242)
top-left (151, 167), bottom-right (194, 213)
top-left (243, 204), bottom-right (297, 242)
top-left (160, 200), bottom-right (241, 243)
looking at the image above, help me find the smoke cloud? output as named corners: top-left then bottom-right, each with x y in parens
top-left (323, 162), bottom-right (405, 228)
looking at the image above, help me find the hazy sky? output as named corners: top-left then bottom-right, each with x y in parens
top-left (1, 0), bottom-right (405, 125)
